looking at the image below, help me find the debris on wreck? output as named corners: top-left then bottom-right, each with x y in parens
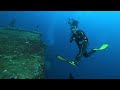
top-left (0, 27), bottom-right (46, 79)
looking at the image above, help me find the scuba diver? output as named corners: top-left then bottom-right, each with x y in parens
top-left (56, 19), bottom-right (109, 66)
top-left (8, 18), bottom-right (16, 28)
top-left (69, 73), bottom-right (74, 79)
top-left (34, 25), bottom-right (40, 32)
top-left (68, 19), bottom-right (97, 65)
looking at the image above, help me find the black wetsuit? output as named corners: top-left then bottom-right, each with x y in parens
top-left (70, 30), bottom-right (96, 63)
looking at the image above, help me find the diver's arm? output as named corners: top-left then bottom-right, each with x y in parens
top-left (70, 34), bottom-right (75, 43)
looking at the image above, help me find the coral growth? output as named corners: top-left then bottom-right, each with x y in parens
top-left (0, 28), bottom-right (46, 79)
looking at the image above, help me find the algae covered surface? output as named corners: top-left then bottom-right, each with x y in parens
top-left (0, 28), bottom-right (46, 79)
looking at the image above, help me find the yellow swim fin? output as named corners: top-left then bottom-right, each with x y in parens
top-left (56, 56), bottom-right (67, 61)
top-left (56, 55), bottom-right (77, 66)
top-left (93, 44), bottom-right (109, 51)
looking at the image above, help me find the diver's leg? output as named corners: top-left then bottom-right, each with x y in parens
top-left (74, 42), bottom-right (87, 65)
top-left (74, 50), bottom-right (82, 64)
top-left (83, 49), bottom-right (96, 58)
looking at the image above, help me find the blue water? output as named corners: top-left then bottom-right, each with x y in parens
top-left (0, 11), bottom-right (120, 79)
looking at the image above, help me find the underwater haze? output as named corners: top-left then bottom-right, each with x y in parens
top-left (0, 11), bottom-right (120, 79)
